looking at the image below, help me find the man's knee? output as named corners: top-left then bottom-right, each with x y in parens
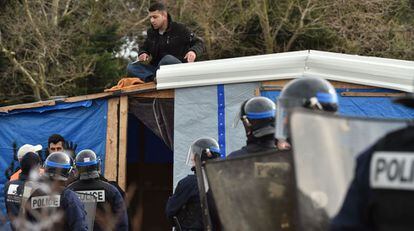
top-left (159, 55), bottom-right (181, 66)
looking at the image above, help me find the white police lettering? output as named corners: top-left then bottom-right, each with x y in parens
top-left (7, 184), bottom-right (19, 195)
top-left (370, 152), bottom-right (414, 190)
top-left (31, 195), bottom-right (61, 209)
top-left (76, 190), bottom-right (105, 202)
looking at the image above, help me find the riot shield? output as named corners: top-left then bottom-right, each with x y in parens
top-left (204, 150), bottom-right (296, 231)
top-left (194, 154), bottom-right (213, 231)
top-left (75, 192), bottom-right (97, 231)
top-left (290, 109), bottom-right (409, 228)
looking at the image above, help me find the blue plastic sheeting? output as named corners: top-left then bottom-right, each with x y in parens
top-left (0, 100), bottom-right (92, 115)
top-left (127, 114), bottom-right (173, 164)
top-left (0, 99), bottom-right (108, 216)
top-left (261, 89), bottom-right (414, 119)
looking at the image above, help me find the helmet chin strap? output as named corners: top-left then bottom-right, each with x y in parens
top-left (308, 97), bottom-right (323, 110)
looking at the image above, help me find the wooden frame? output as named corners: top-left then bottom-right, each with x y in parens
top-left (340, 92), bottom-right (406, 97)
top-left (104, 97), bottom-right (120, 182)
top-left (118, 96), bottom-right (128, 190)
top-left (131, 89), bottom-right (174, 99)
top-left (258, 79), bottom-right (406, 97)
top-left (103, 96), bottom-right (128, 191)
top-left (260, 79), bottom-right (377, 90)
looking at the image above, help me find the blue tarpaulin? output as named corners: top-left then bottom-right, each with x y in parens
top-left (261, 89), bottom-right (414, 119)
top-left (127, 114), bottom-right (173, 164)
top-left (0, 99), bottom-right (108, 217)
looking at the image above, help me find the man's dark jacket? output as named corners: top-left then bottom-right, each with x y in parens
top-left (139, 14), bottom-right (204, 66)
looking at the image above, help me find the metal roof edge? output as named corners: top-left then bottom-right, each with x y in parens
top-left (156, 50), bottom-right (414, 92)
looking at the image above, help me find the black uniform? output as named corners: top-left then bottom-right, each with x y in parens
top-left (4, 173), bottom-right (27, 226)
top-left (67, 178), bottom-right (128, 231)
top-left (227, 136), bottom-right (277, 159)
top-left (166, 174), bottom-right (203, 230)
top-left (26, 182), bottom-right (88, 231)
top-left (331, 126), bottom-right (414, 231)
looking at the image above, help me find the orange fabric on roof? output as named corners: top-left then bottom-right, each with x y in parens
top-left (105, 77), bottom-right (145, 92)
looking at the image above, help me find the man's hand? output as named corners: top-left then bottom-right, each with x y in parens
top-left (277, 139), bottom-right (291, 151)
top-left (64, 140), bottom-right (78, 160)
top-left (184, 51), bottom-right (196, 62)
top-left (138, 53), bottom-right (149, 62)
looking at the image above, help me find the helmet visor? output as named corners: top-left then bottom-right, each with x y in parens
top-left (275, 98), bottom-right (299, 140)
top-left (232, 110), bottom-right (243, 128)
top-left (186, 146), bottom-right (195, 167)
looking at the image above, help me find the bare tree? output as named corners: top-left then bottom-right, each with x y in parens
top-left (0, 0), bottom-right (97, 100)
top-left (0, 0), bottom-right (150, 102)
top-left (326, 0), bottom-right (414, 59)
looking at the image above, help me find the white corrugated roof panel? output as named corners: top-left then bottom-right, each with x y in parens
top-left (156, 50), bottom-right (414, 92)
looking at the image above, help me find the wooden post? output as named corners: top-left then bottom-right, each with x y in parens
top-left (104, 97), bottom-right (120, 181)
top-left (118, 96), bottom-right (128, 191)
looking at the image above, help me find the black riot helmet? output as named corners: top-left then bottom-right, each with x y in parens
top-left (275, 77), bottom-right (338, 140)
top-left (186, 137), bottom-right (221, 168)
top-left (232, 99), bottom-right (253, 137)
top-left (243, 96), bottom-right (276, 138)
top-left (44, 152), bottom-right (73, 181)
top-left (75, 149), bottom-right (100, 179)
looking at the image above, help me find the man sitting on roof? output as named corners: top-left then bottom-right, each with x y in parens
top-left (126, 2), bottom-right (204, 82)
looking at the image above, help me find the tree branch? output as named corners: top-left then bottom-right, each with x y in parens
top-left (52, 0), bottom-right (60, 26)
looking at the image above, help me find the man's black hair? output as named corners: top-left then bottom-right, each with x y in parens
top-left (21, 152), bottom-right (41, 174)
top-left (48, 134), bottom-right (65, 147)
top-left (149, 2), bottom-right (166, 12)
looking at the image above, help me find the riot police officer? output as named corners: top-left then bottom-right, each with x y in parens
top-left (4, 152), bottom-right (41, 229)
top-left (166, 137), bottom-right (221, 231)
top-left (331, 95), bottom-right (414, 230)
top-left (67, 149), bottom-right (128, 231)
top-left (227, 96), bottom-right (277, 158)
top-left (23, 152), bottom-right (87, 231)
top-left (275, 77), bottom-right (338, 142)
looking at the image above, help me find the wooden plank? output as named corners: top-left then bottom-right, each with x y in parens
top-left (330, 81), bottom-right (376, 89)
top-left (104, 97), bottom-right (120, 182)
top-left (341, 92), bottom-right (407, 97)
top-left (0, 92), bottom-right (113, 113)
top-left (131, 89), bottom-right (175, 99)
top-left (254, 87), bottom-right (260, 96)
top-left (261, 79), bottom-right (376, 89)
top-left (105, 81), bottom-right (157, 94)
top-left (118, 96), bottom-right (129, 191)
top-left (0, 100), bottom-right (56, 113)
top-left (63, 92), bottom-right (113, 103)
top-left (261, 79), bottom-right (291, 88)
